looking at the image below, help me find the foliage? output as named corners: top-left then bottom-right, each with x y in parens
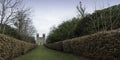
top-left (46, 17), bottom-right (79, 43)
top-left (0, 24), bottom-right (22, 39)
top-left (45, 41), bottom-right (63, 51)
top-left (47, 4), bottom-right (120, 44)
top-left (45, 29), bottom-right (120, 60)
top-left (0, 24), bottom-right (36, 43)
top-left (74, 4), bottom-right (120, 37)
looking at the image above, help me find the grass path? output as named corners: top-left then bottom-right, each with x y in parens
top-left (14, 46), bottom-right (88, 60)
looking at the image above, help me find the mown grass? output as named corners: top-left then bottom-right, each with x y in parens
top-left (14, 46), bottom-right (88, 60)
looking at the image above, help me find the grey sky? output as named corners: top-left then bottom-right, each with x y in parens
top-left (24, 0), bottom-right (120, 36)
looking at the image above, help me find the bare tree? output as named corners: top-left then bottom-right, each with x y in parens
top-left (0, 0), bottom-right (22, 33)
top-left (0, 0), bottom-right (22, 24)
top-left (27, 21), bottom-right (36, 36)
top-left (14, 9), bottom-right (28, 33)
top-left (22, 18), bottom-right (36, 37)
top-left (14, 9), bottom-right (36, 37)
top-left (76, 1), bottom-right (86, 18)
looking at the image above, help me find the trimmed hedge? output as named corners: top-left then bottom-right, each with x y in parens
top-left (45, 29), bottom-right (120, 60)
top-left (0, 34), bottom-right (36, 60)
top-left (45, 41), bottom-right (63, 51)
top-left (62, 39), bottom-right (73, 53)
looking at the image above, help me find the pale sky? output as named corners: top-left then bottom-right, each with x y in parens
top-left (24, 0), bottom-right (120, 37)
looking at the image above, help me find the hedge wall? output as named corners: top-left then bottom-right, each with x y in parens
top-left (45, 41), bottom-right (63, 51)
top-left (0, 34), bottom-right (36, 60)
top-left (45, 29), bottom-right (120, 60)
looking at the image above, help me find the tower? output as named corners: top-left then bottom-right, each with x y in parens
top-left (36, 33), bottom-right (46, 45)
top-left (42, 33), bottom-right (46, 44)
top-left (36, 33), bottom-right (40, 45)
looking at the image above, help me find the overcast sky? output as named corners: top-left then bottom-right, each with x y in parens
top-left (24, 0), bottom-right (120, 37)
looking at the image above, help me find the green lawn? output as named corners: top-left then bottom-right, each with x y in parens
top-left (14, 46), bottom-right (88, 60)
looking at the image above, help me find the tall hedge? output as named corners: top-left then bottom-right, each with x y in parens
top-left (0, 34), bottom-right (35, 60)
top-left (45, 29), bottom-right (120, 60)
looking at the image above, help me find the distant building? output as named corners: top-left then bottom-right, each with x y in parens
top-left (36, 33), bottom-right (46, 45)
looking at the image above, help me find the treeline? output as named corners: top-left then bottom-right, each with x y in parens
top-left (47, 18), bottom-right (79, 43)
top-left (47, 4), bottom-right (120, 43)
top-left (0, 0), bottom-right (36, 43)
top-left (74, 4), bottom-right (120, 37)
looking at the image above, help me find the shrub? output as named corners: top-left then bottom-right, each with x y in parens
top-left (46, 29), bottom-right (120, 60)
top-left (62, 39), bottom-right (72, 53)
top-left (0, 24), bottom-right (36, 44)
top-left (0, 24), bottom-right (22, 40)
top-left (45, 41), bottom-right (63, 51)
top-left (0, 34), bottom-right (35, 60)
top-left (46, 17), bottom-right (79, 43)
top-left (71, 29), bottom-right (120, 60)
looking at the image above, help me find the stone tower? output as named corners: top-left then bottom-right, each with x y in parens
top-left (36, 33), bottom-right (45, 45)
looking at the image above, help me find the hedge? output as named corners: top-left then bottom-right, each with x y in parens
top-left (0, 34), bottom-right (36, 60)
top-left (45, 29), bottom-right (120, 60)
top-left (45, 41), bottom-right (63, 51)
